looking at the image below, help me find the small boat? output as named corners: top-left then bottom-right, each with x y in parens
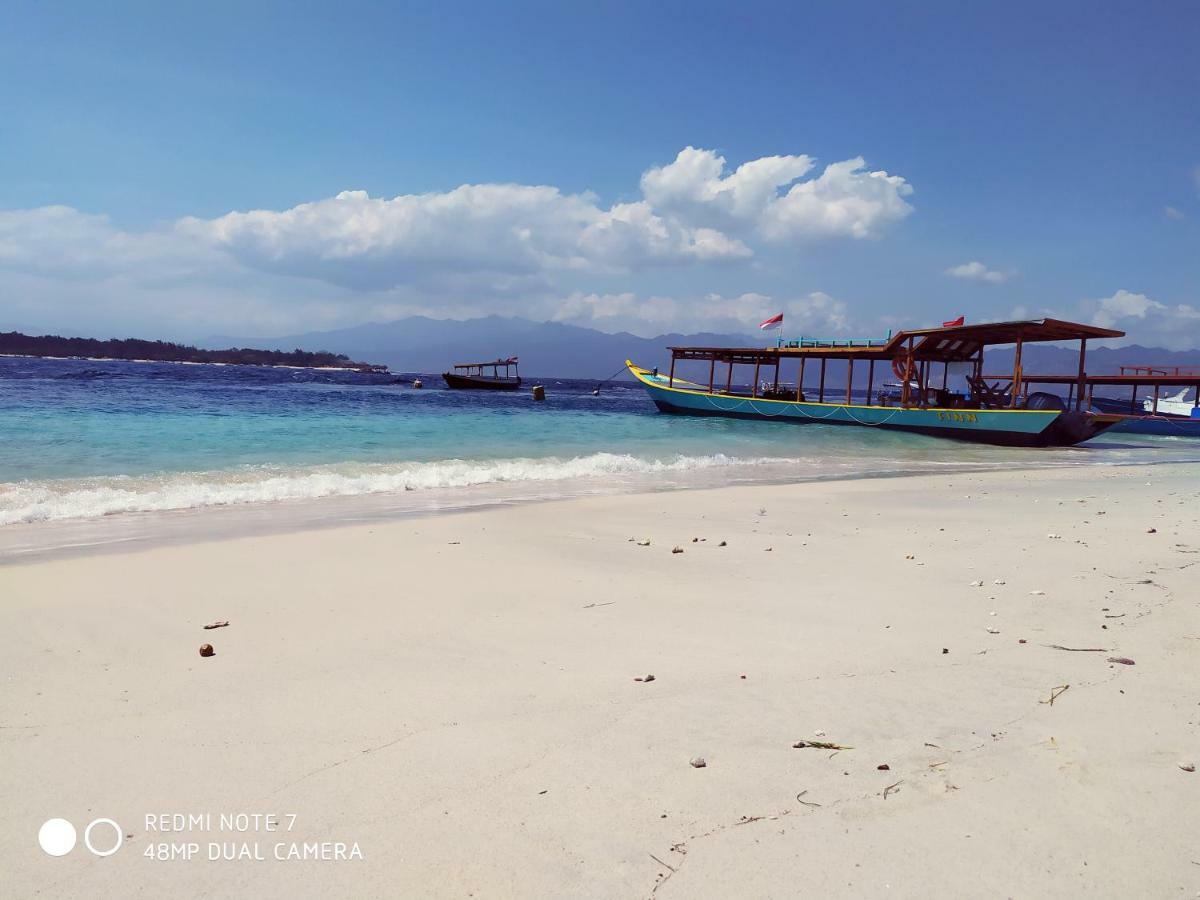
top-left (628, 318), bottom-right (1124, 447)
top-left (441, 357), bottom-right (522, 391)
top-left (1142, 387), bottom-right (1198, 417)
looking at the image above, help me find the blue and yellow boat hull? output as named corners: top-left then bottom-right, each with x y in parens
top-left (627, 362), bottom-right (1114, 447)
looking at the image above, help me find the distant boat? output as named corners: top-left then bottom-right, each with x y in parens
top-left (441, 357), bottom-right (522, 391)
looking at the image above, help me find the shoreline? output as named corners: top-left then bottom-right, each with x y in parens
top-left (2, 453), bottom-right (1195, 566)
top-left (0, 352), bottom-right (385, 373)
top-left (2, 461), bottom-right (1197, 897)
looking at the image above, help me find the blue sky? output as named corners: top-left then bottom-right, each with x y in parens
top-left (1, 0), bottom-right (1197, 345)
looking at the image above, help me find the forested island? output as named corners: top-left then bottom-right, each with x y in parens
top-left (0, 331), bottom-right (388, 372)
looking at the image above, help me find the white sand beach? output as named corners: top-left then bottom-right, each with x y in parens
top-left (2, 463), bottom-right (1198, 898)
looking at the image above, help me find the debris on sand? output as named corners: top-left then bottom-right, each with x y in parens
top-left (689, 757), bottom-right (707, 768)
top-left (671, 546), bottom-right (684, 554)
top-left (199, 644), bottom-right (215, 658)
top-left (1047, 533), bottom-right (1062, 540)
top-left (877, 764), bottom-right (890, 771)
top-left (1030, 590), bottom-right (1046, 596)
top-left (718, 540), bottom-right (727, 547)
top-left (993, 579), bottom-right (1006, 585)
top-left (1047, 644), bottom-right (1108, 652)
top-left (1107, 657), bottom-right (1136, 666)
top-left (1040, 685), bottom-right (1070, 706)
top-left (883, 781), bottom-right (903, 799)
top-left (634, 674), bottom-right (656, 682)
top-left (635, 539), bottom-right (651, 547)
top-left (203, 621), bottom-right (229, 630)
top-left (1180, 764), bottom-right (1196, 773)
top-left (1147, 527), bottom-right (1157, 534)
top-left (969, 580), bottom-right (983, 587)
top-left (792, 740), bottom-right (852, 750)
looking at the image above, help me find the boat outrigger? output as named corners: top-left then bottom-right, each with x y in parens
top-left (442, 357), bottom-right (522, 391)
top-left (628, 318), bottom-right (1126, 447)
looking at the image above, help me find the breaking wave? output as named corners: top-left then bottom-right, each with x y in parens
top-left (0, 452), bottom-right (798, 525)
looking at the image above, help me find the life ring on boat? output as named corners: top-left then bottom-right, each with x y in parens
top-left (891, 355), bottom-right (913, 380)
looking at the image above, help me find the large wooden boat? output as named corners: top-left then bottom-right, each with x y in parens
top-left (441, 358), bottom-right (522, 391)
top-left (628, 318), bottom-right (1125, 447)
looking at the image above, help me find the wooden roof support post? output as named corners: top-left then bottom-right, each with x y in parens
top-left (726, 360), bottom-right (734, 394)
top-left (669, 353), bottom-right (676, 388)
top-left (901, 336), bottom-right (915, 406)
top-left (708, 357), bottom-right (716, 393)
top-left (773, 357), bottom-right (781, 392)
top-left (1074, 338), bottom-right (1087, 411)
top-left (846, 358), bottom-right (854, 404)
top-left (867, 359), bottom-right (875, 405)
top-left (1010, 331), bottom-right (1024, 408)
top-left (797, 358), bottom-right (806, 401)
top-left (1152, 383), bottom-right (1160, 415)
top-left (819, 358), bottom-right (827, 403)
top-left (752, 359), bottom-right (761, 397)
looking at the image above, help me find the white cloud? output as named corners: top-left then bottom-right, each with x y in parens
top-left (0, 147), bottom-right (916, 336)
top-left (944, 260), bottom-right (1013, 284)
top-left (552, 290), bottom-right (850, 338)
top-left (1164, 205), bottom-right (1185, 220)
top-left (1083, 289), bottom-right (1200, 350)
top-left (641, 147), bottom-right (914, 241)
top-left (180, 185), bottom-right (753, 292)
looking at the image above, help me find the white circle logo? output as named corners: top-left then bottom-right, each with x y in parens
top-left (38, 819), bottom-right (77, 857)
top-left (84, 818), bottom-right (123, 857)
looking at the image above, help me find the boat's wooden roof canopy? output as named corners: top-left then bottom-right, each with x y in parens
top-left (452, 359), bottom-right (517, 368)
top-left (668, 318), bottom-right (1125, 363)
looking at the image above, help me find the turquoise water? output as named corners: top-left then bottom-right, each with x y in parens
top-left (1, 356), bottom-right (1196, 526)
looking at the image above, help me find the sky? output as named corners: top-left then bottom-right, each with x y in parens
top-left (1, 0), bottom-right (1198, 347)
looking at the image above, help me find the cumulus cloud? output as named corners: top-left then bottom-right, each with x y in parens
top-left (0, 146), bottom-right (915, 336)
top-left (944, 260), bottom-right (1013, 284)
top-left (641, 147), bottom-right (913, 241)
top-left (1082, 289), bottom-right (1200, 350)
top-left (182, 185), bottom-right (752, 291)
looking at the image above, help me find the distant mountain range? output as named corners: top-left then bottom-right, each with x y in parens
top-left (205, 315), bottom-right (761, 379)
top-left (206, 315), bottom-right (1200, 381)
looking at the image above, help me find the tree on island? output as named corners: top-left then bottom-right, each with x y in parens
top-left (0, 332), bottom-right (387, 372)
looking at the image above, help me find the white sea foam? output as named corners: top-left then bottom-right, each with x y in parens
top-left (0, 452), bottom-right (800, 525)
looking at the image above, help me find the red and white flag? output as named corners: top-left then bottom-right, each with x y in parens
top-left (759, 313), bottom-right (784, 330)
top-left (942, 315), bottom-right (965, 327)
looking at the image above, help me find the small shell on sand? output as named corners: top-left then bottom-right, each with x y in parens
top-left (199, 644), bottom-right (215, 658)
top-left (689, 757), bottom-right (707, 768)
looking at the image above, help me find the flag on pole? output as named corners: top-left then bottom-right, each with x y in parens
top-left (942, 315), bottom-right (965, 327)
top-left (759, 313), bottom-right (784, 330)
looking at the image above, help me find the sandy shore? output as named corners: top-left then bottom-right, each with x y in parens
top-left (2, 463), bottom-right (1198, 898)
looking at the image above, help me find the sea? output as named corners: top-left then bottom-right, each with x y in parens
top-left (2, 355), bottom-right (1197, 558)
